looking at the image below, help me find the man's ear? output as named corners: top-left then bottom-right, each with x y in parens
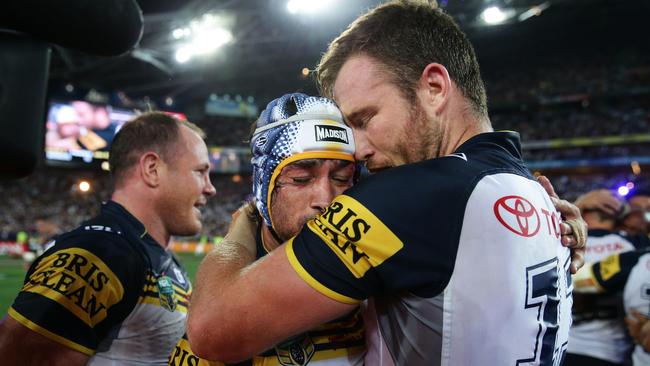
top-left (139, 152), bottom-right (164, 187)
top-left (417, 63), bottom-right (452, 114)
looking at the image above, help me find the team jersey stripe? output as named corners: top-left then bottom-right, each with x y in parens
top-left (8, 307), bottom-right (95, 355)
top-left (285, 239), bottom-right (360, 305)
top-left (20, 247), bottom-right (125, 327)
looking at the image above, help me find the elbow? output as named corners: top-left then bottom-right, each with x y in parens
top-left (187, 313), bottom-right (257, 363)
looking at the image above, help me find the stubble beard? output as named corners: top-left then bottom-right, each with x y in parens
top-left (400, 101), bottom-right (440, 164)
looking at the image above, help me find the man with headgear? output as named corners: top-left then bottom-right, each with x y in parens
top-left (170, 93), bottom-right (365, 366)
top-left (187, 1), bottom-right (586, 365)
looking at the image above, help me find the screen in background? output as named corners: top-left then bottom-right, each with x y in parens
top-left (45, 100), bottom-right (137, 164)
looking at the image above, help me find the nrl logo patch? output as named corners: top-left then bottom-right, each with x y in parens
top-left (275, 333), bottom-right (315, 366)
top-left (314, 125), bottom-right (349, 144)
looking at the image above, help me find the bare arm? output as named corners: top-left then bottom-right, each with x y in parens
top-left (575, 189), bottom-right (623, 216)
top-left (0, 316), bottom-right (89, 366)
top-left (187, 239), bottom-right (355, 363)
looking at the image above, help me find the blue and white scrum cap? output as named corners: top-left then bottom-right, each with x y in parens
top-left (251, 92), bottom-right (356, 229)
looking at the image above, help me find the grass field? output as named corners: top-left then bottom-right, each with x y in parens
top-left (0, 252), bottom-right (206, 316)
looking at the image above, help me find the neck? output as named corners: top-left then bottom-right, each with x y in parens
top-left (435, 105), bottom-right (492, 158)
top-left (111, 189), bottom-right (170, 248)
top-left (260, 225), bottom-right (283, 252)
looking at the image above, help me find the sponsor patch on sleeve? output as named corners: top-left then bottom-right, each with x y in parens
top-left (21, 247), bottom-right (125, 327)
top-left (306, 194), bottom-right (403, 278)
top-left (599, 254), bottom-right (621, 282)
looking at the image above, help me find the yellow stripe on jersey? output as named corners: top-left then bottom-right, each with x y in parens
top-left (20, 247), bottom-right (125, 327)
top-left (305, 194), bottom-right (404, 278)
top-left (8, 307), bottom-right (95, 356)
top-left (286, 239), bottom-right (360, 305)
top-left (140, 295), bottom-right (189, 313)
top-left (572, 263), bottom-right (606, 293)
top-left (169, 334), bottom-right (365, 366)
top-left (143, 275), bottom-right (191, 296)
top-left (169, 336), bottom-right (224, 366)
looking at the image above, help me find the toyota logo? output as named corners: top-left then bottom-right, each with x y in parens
top-left (494, 195), bottom-right (540, 237)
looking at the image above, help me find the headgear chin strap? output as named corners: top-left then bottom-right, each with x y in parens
top-left (251, 93), bottom-right (355, 229)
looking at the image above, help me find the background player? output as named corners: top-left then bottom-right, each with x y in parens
top-left (573, 248), bottom-right (650, 365)
top-left (567, 189), bottom-right (646, 365)
top-left (0, 112), bottom-right (216, 365)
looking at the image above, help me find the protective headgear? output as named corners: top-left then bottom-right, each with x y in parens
top-left (251, 93), bottom-right (355, 229)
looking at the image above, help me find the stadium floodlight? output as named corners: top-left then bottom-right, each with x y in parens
top-left (79, 181), bottom-right (91, 193)
top-left (191, 27), bottom-right (232, 54)
top-left (172, 28), bottom-right (186, 39)
top-left (481, 6), bottom-right (507, 24)
top-left (287, 0), bottom-right (336, 15)
top-left (173, 12), bottom-right (232, 64)
top-left (175, 46), bottom-right (192, 63)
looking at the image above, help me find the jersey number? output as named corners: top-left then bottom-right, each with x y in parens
top-left (517, 257), bottom-right (569, 366)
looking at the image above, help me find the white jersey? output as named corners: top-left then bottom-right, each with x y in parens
top-left (574, 248), bottom-right (650, 366)
top-left (567, 230), bottom-right (636, 363)
top-left (287, 132), bottom-right (573, 365)
top-left (624, 253), bottom-right (650, 366)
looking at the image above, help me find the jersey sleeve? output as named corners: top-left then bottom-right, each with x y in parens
top-left (574, 250), bottom-right (645, 294)
top-left (8, 231), bottom-right (145, 355)
top-left (286, 161), bottom-right (469, 303)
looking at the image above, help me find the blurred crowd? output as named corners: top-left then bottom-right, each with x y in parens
top-left (484, 58), bottom-right (650, 105)
top-left (2, 58), bottom-right (650, 246)
top-left (0, 168), bottom-right (252, 242)
top-left (491, 98), bottom-right (650, 141)
top-left (194, 115), bottom-right (253, 147)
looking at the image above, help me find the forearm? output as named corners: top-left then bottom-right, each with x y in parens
top-left (0, 316), bottom-right (89, 366)
top-left (187, 243), bottom-right (352, 363)
top-left (190, 239), bottom-right (256, 313)
top-left (187, 239), bottom-right (261, 361)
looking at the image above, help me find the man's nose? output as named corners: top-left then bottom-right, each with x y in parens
top-left (310, 177), bottom-right (337, 213)
top-left (353, 129), bottom-right (372, 162)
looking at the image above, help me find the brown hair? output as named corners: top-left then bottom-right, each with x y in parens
top-left (316, 0), bottom-right (488, 117)
top-left (109, 111), bottom-right (205, 184)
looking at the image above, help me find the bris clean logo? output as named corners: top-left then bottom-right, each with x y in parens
top-left (314, 125), bottom-right (349, 144)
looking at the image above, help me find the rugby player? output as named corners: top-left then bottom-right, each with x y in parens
top-left (0, 112), bottom-right (216, 365)
top-left (170, 93), bottom-right (366, 366)
top-left (188, 2), bottom-right (587, 364)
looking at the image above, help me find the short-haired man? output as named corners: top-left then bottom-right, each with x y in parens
top-left (0, 112), bottom-right (216, 365)
top-left (171, 93), bottom-right (365, 366)
top-left (621, 192), bottom-right (650, 236)
top-left (187, 1), bottom-right (586, 365)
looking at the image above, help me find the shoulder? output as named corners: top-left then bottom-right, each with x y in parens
top-left (45, 228), bottom-right (141, 270)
